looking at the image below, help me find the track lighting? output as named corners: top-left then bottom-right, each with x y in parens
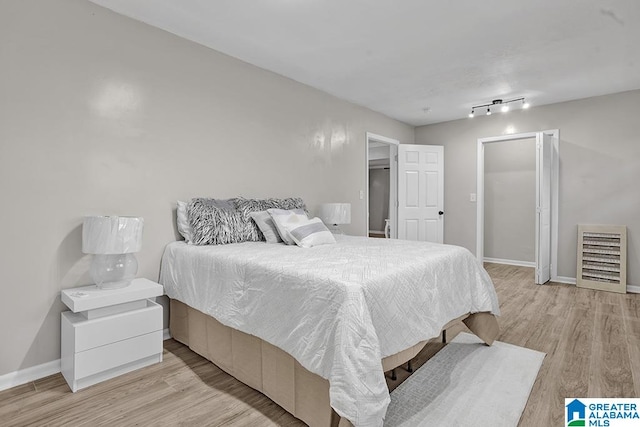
top-left (468, 97), bottom-right (529, 118)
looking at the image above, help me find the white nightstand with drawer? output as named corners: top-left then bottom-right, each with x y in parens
top-left (61, 278), bottom-right (164, 392)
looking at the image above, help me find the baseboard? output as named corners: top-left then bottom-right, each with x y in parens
top-left (483, 257), bottom-right (536, 268)
top-left (0, 328), bottom-right (173, 393)
top-left (553, 276), bottom-right (576, 285)
top-left (0, 359), bottom-right (60, 392)
top-left (552, 276), bottom-right (639, 294)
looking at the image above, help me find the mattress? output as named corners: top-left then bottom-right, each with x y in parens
top-left (160, 235), bottom-right (500, 427)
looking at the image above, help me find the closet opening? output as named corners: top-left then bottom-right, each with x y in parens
top-left (476, 130), bottom-right (559, 285)
top-left (483, 137), bottom-right (537, 269)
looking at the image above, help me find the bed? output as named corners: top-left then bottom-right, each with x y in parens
top-left (160, 235), bottom-right (500, 427)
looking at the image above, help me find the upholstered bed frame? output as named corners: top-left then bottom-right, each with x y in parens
top-left (169, 299), bottom-right (499, 427)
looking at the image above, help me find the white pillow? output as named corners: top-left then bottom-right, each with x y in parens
top-left (267, 208), bottom-right (308, 245)
top-left (176, 200), bottom-right (194, 244)
top-left (249, 211), bottom-right (282, 244)
top-left (284, 217), bottom-right (336, 248)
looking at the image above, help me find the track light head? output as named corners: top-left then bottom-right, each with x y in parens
top-left (486, 107), bottom-right (492, 116)
top-left (469, 110), bottom-right (475, 118)
top-left (522, 101), bottom-right (530, 109)
top-left (501, 104), bottom-right (509, 113)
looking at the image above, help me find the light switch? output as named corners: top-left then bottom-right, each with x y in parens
top-left (470, 193), bottom-right (477, 202)
top-left (359, 190), bottom-right (364, 200)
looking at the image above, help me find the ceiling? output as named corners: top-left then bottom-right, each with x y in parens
top-left (89, 0), bottom-right (640, 126)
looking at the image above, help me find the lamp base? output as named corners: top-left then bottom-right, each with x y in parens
top-left (97, 279), bottom-right (132, 290)
top-left (328, 224), bottom-right (344, 235)
top-left (90, 253), bottom-right (138, 289)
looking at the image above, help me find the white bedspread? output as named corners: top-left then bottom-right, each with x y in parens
top-left (160, 236), bottom-right (500, 427)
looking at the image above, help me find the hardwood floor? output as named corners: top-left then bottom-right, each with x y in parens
top-left (1, 263), bottom-right (638, 426)
top-left (486, 263), bottom-right (639, 426)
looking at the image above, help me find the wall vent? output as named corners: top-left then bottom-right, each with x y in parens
top-left (577, 224), bottom-right (627, 293)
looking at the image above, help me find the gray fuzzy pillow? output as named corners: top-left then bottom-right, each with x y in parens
top-left (234, 197), bottom-right (307, 240)
top-left (187, 198), bottom-right (261, 245)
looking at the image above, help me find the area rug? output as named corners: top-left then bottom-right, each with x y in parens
top-left (384, 333), bottom-right (545, 427)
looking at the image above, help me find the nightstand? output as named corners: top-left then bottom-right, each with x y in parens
top-left (60, 277), bottom-right (164, 392)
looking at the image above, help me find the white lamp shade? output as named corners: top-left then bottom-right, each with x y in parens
top-left (319, 203), bottom-right (351, 225)
top-left (82, 216), bottom-right (144, 254)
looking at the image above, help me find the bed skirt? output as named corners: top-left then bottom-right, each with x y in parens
top-left (169, 299), bottom-right (498, 427)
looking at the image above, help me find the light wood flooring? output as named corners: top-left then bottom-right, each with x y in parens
top-left (1, 263), bottom-right (639, 426)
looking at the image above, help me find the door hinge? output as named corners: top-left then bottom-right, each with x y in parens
top-left (394, 154), bottom-right (398, 162)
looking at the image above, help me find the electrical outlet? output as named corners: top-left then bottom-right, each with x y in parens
top-left (470, 193), bottom-right (477, 202)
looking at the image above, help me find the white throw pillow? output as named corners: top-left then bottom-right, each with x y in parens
top-left (249, 210), bottom-right (283, 244)
top-left (284, 217), bottom-right (336, 248)
top-left (176, 200), bottom-right (194, 244)
top-left (267, 208), bottom-right (308, 245)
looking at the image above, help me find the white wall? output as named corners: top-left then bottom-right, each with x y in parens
top-left (415, 89), bottom-right (640, 285)
top-left (484, 138), bottom-right (536, 263)
top-left (0, 0), bottom-right (414, 376)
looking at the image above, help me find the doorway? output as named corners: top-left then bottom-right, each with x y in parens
top-left (368, 144), bottom-right (391, 238)
top-left (366, 133), bottom-right (398, 238)
top-left (476, 130), bottom-right (559, 284)
top-left (483, 138), bottom-right (536, 267)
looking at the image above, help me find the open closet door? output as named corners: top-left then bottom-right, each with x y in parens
top-left (397, 145), bottom-right (444, 243)
top-left (535, 133), bottom-right (552, 284)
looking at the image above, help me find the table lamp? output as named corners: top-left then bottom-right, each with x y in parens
top-left (319, 203), bottom-right (351, 234)
top-left (82, 216), bottom-right (144, 289)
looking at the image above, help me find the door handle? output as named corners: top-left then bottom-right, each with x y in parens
top-left (438, 211), bottom-right (444, 215)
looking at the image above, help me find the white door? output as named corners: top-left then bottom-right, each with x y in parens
top-left (535, 133), bottom-right (552, 284)
top-left (397, 145), bottom-right (444, 243)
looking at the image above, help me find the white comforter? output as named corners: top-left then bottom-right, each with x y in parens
top-left (160, 236), bottom-right (500, 427)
